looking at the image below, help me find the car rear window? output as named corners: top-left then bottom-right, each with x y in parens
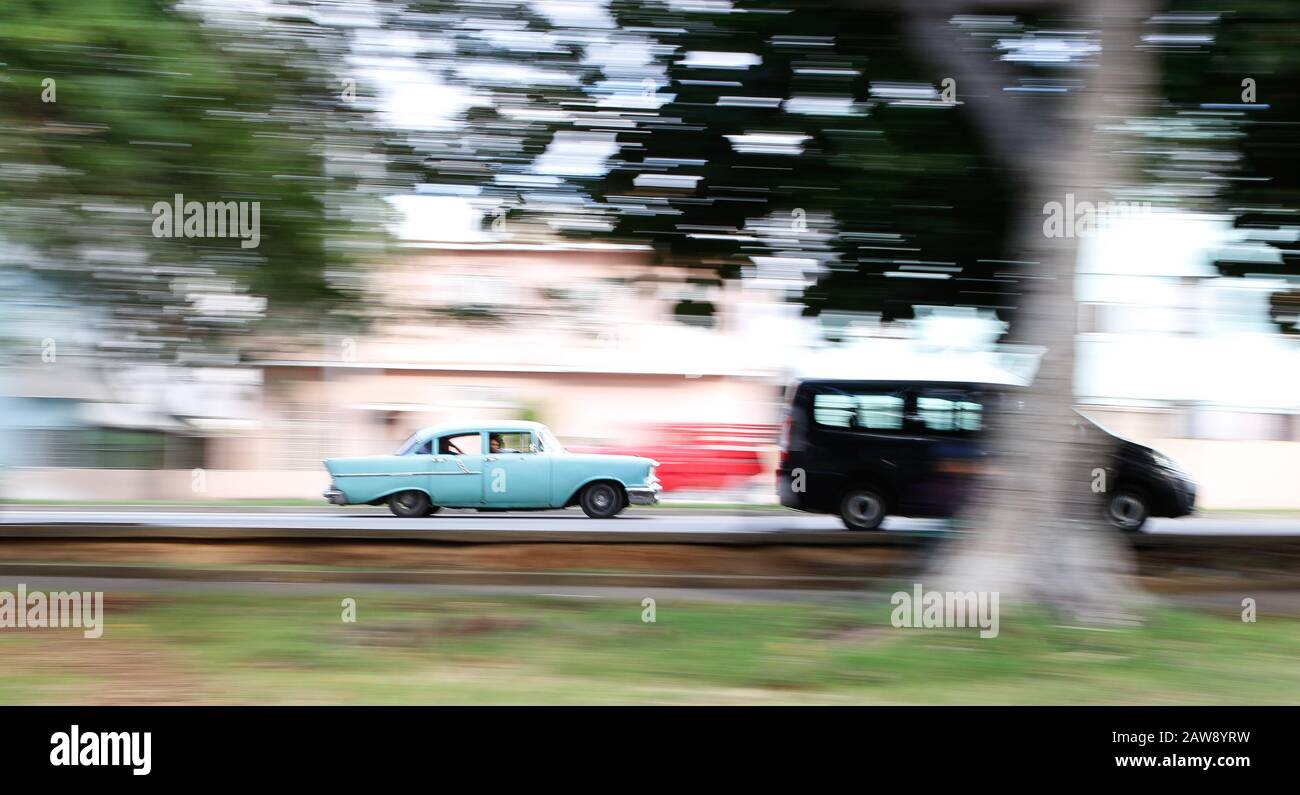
top-left (812, 390), bottom-right (905, 430)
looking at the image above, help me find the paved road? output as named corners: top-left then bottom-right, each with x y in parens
top-left (2, 507), bottom-right (1299, 536)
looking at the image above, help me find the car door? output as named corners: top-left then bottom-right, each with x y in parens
top-left (909, 386), bottom-right (986, 516)
top-left (481, 430), bottom-right (552, 507)
top-left (807, 383), bottom-right (917, 510)
top-left (427, 431), bottom-right (486, 507)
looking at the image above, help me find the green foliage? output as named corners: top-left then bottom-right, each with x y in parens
top-left (1161, 1), bottom-right (1300, 331)
top-left (601, 1), bottom-right (1014, 322)
top-left (0, 0), bottom-right (406, 356)
top-left (394, 0), bottom-right (1016, 328)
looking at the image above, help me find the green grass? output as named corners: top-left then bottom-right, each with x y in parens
top-left (0, 589), bottom-right (1296, 704)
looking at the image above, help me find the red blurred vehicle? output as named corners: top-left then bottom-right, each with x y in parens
top-left (570, 423), bottom-right (777, 493)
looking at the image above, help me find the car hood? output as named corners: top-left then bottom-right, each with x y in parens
top-left (557, 452), bottom-right (658, 468)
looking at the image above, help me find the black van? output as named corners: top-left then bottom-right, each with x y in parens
top-left (776, 379), bottom-right (1196, 531)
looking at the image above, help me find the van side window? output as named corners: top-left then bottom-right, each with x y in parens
top-left (917, 393), bottom-right (983, 432)
top-left (813, 390), bottom-right (905, 430)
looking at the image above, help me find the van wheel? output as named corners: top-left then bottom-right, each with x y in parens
top-left (388, 490), bottom-right (432, 518)
top-left (840, 487), bottom-right (887, 531)
top-left (580, 482), bottom-right (624, 518)
top-left (1107, 489), bottom-right (1148, 532)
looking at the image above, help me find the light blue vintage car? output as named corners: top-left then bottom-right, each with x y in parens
top-left (323, 420), bottom-right (661, 518)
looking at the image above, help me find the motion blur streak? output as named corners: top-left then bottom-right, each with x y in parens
top-left (1, 0), bottom-right (1298, 705)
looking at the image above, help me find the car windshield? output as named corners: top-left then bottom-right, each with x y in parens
top-left (539, 426), bottom-right (565, 454)
top-left (394, 432), bottom-right (424, 455)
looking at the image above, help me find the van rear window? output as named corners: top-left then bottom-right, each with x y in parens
top-left (812, 391), bottom-right (904, 430)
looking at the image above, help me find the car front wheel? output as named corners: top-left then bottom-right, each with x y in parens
top-left (388, 490), bottom-right (432, 518)
top-left (840, 487), bottom-right (887, 531)
top-left (1107, 489), bottom-right (1148, 532)
top-left (579, 482), bottom-right (624, 519)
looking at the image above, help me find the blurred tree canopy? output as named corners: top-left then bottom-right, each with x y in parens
top-left (0, 0), bottom-right (407, 359)
top-left (394, 0), bottom-right (1300, 337)
top-left (4, 0), bottom-right (1297, 354)
top-left (1161, 0), bottom-right (1300, 332)
top-left (395, 0), bottom-right (1016, 333)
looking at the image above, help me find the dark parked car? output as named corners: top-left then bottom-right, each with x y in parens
top-left (776, 379), bottom-right (1196, 531)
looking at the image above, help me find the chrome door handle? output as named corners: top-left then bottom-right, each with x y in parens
top-left (433, 457), bottom-right (446, 462)
top-left (484, 456), bottom-right (498, 462)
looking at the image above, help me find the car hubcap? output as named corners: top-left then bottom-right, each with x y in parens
top-left (846, 493), bottom-right (881, 524)
top-left (1110, 494), bottom-right (1142, 527)
top-left (398, 494), bottom-right (417, 511)
top-left (592, 489), bottom-right (612, 509)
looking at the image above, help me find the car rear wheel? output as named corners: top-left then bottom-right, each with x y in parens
top-left (840, 487), bottom-right (887, 531)
top-left (388, 490), bottom-right (432, 518)
top-left (1107, 489), bottom-right (1148, 532)
top-left (580, 482), bottom-right (624, 519)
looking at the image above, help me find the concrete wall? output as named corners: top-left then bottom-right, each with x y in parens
top-left (4, 469), bottom-right (330, 502)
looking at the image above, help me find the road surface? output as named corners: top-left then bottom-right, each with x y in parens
top-left (2, 507), bottom-right (1298, 537)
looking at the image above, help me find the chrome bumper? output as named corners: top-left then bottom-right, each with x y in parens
top-left (626, 484), bottom-right (661, 506)
top-left (323, 487), bottom-right (347, 506)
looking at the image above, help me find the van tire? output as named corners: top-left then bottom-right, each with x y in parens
top-left (840, 487), bottom-right (887, 531)
top-left (1106, 488), bottom-right (1148, 532)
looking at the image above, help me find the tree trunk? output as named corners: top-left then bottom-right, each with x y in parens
top-left (901, 0), bottom-right (1158, 621)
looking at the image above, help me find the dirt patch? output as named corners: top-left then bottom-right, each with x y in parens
top-left (0, 538), bottom-right (924, 578)
top-left (2, 536), bottom-right (1298, 593)
top-left (340, 615), bottom-right (535, 648)
top-left (7, 631), bottom-right (211, 704)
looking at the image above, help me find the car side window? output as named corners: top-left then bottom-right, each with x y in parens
top-left (812, 389), bottom-right (905, 431)
top-left (489, 431), bottom-right (534, 454)
top-left (438, 433), bottom-right (482, 455)
top-left (413, 440), bottom-right (432, 455)
top-left (916, 391), bottom-right (983, 433)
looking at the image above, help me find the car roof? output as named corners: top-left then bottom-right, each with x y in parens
top-left (794, 378), bottom-right (1023, 390)
top-left (414, 420), bottom-right (548, 438)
